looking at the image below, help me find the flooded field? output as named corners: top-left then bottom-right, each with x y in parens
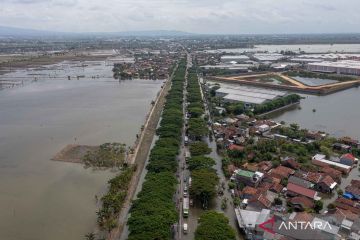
top-left (207, 44), bottom-right (360, 54)
top-left (292, 76), bottom-right (339, 86)
top-left (270, 87), bottom-right (360, 139)
top-left (0, 61), bottom-right (163, 240)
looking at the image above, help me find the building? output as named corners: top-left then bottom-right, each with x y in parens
top-left (307, 60), bottom-right (360, 76)
top-left (253, 53), bottom-right (285, 62)
top-left (215, 85), bottom-right (287, 106)
top-left (290, 196), bottom-right (315, 211)
top-left (314, 175), bottom-right (337, 193)
top-left (220, 55), bottom-right (250, 63)
top-left (235, 208), bottom-right (271, 239)
top-left (286, 183), bottom-right (321, 200)
top-left (340, 153), bottom-right (357, 166)
top-left (312, 154), bottom-right (352, 174)
top-left (233, 169), bottom-right (264, 187)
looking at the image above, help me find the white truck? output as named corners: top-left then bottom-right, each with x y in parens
top-left (183, 197), bottom-right (189, 218)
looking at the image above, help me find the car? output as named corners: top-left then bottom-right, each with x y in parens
top-left (183, 223), bottom-right (188, 234)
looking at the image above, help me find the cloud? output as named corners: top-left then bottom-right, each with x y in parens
top-left (0, 0), bottom-right (359, 34)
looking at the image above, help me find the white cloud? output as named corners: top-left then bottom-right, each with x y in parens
top-left (0, 0), bottom-right (359, 33)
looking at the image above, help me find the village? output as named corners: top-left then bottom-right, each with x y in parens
top-left (203, 84), bottom-right (360, 239)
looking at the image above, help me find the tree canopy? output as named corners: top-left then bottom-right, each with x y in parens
top-left (195, 211), bottom-right (236, 240)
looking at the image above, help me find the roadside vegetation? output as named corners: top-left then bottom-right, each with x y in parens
top-left (126, 59), bottom-right (186, 239)
top-left (96, 166), bottom-right (136, 232)
top-left (186, 67), bottom-right (219, 209)
top-left (195, 211), bottom-right (236, 240)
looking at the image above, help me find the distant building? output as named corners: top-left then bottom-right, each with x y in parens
top-left (307, 60), bottom-right (360, 75)
top-left (220, 55), bottom-right (250, 63)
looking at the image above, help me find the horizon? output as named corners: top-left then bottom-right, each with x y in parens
top-left (1, 0), bottom-right (360, 34)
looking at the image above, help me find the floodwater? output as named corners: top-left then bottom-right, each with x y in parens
top-left (0, 61), bottom-right (163, 240)
top-left (207, 44), bottom-right (360, 54)
top-left (292, 76), bottom-right (339, 86)
top-left (269, 87), bottom-right (360, 139)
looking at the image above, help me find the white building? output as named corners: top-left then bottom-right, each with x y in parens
top-left (221, 55), bottom-right (250, 63)
top-left (307, 60), bottom-right (360, 76)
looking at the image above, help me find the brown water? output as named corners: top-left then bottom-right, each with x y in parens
top-left (270, 87), bottom-right (360, 139)
top-left (0, 61), bottom-right (163, 240)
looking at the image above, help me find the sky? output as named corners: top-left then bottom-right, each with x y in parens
top-left (0, 0), bottom-right (360, 34)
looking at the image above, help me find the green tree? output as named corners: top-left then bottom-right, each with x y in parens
top-left (314, 200), bottom-right (324, 213)
top-left (195, 211), bottom-right (236, 240)
top-left (191, 169), bottom-right (219, 209)
top-left (188, 156), bottom-right (216, 171)
top-left (189, 141), bottom-right (212, 156)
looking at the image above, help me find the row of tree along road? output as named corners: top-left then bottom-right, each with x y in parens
top-left (125, 59), bottom-right (187, 239)
top-left (186, 66), bottom-right (236, 240)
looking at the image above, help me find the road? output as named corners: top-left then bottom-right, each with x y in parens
top-left (175, 55), bottom-right (243, 240)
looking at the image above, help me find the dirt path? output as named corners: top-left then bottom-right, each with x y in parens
top-left (107, 71), bottom-right (173, 240)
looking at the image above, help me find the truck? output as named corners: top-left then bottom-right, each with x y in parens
top-left (184, 136), bottom-right (189, 145)
top-left (185, 150), bottom-right (191, 163)
top-left (183, 197), bottom-right (189, 218)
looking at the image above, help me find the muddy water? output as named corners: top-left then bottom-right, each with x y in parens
top-left (269, 87), bottom-right (360, 139)
top-left (0, 61), bottom-right (163, 240)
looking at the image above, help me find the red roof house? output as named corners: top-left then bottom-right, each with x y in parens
top-left (286, 183), bottom-right (319, 200)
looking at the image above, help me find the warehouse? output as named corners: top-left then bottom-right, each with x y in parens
top-left (220, 55), bottom-right (250, 63)
top-left (215, 85), bottom-right (287, 106)
top-left (307, 60), bottom-right (360, 76)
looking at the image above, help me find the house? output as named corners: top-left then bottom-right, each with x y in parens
top-left (290, 196), bottom-right (315, 211)
top-left (315, 175), bottom-right (337, 193)
top-left (303, 171), bottom-right (323, 184)
top-left (258, 124), bottom-right (270, 133)
top-left (288, 176), bottom-right (313, 188)
top-left (286, 182), bottom-right (321, 200)
top-left (228, 144), bottom-right (245, 152)
top-left (270, 183), bottom-right (284, 194)
top-left (333, 143), bottom-right (352, 152)
top-left (340, 137), bottom-right (359, 148)
top-left (257, 163), bottom-right (272, 174)
top-left (281, 157), bottom-right (300, 170)
top-left (269, 166), bottom-right (295, 179)
top-left (335, 197), bottom-right (360, 214)
top-left (321, 167), bottom-right (342, 183)
top-left (241, 186), bottom-right (258, 199)
top-left (233, 169), bottom-right (264, 187)
top-left (312, 154), bottom-right (352, 174)
top-left (340, 153), bottom-right (357, 166)
top-left (345, 185), bottom-right (360, 200)
top-left (242, 162), bottom-right (259, 172)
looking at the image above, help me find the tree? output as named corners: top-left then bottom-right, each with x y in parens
top-left (191, 169), bottom-right (218, 209)
top-left (188, 156), bottom-right (216, 171)
top-left (195, 211), bottom-right (236, 240)
top-left (84, 233), bottom-right (96, 240)
top-left (188, 118), bottom-right (208, 139)
top-left (189, 141), bottom-right (212, 156)
top-left (314, 200), bottom-right (323, 213)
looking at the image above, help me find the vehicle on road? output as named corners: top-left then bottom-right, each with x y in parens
top-left (183, 197), bottom-right (189, 218)
top-left (183, 223), bottom-right (188, 234)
